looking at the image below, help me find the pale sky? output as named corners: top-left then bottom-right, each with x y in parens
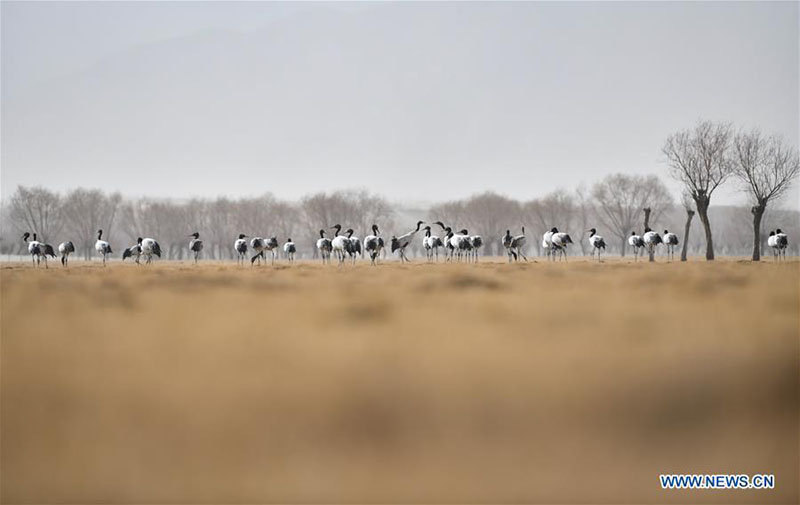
top-left (2, 1), bottom-right (798, 207)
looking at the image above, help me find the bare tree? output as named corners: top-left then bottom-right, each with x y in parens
top-left (663, 120), bottom-right (734, 260)
top-left (8, 186), bottom-right (63, 247)
top-left (61, 189), bottom-right (122, 260)
top-left (301, 190), bottom-right (393, 258)
top-left (592, 174), bottom-right (672, 256)
top-left (732, 129), bottom-right (800, 261)
top-left (679, 193), bottom-right (695, 262)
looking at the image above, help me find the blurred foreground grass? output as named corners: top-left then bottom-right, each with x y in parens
top-left (1, 258), bottom-right (798, 503)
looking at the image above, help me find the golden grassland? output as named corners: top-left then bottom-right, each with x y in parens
top-left (1, 257), bottom-right (798, 503)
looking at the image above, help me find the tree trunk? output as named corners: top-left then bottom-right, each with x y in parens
top-left (695, 196), bottom-right (714, 260)
top-left (751, 203), bottom-right (765, 261)
top-left (620, 237), bottom-right (626, 257)
top-left (643, 207), bottom-right (654, 262)
top-left (680, 209), bottom-right (695, 262)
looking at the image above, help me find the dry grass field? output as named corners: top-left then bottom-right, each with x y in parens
top-left (1, 257), bottom-right (798, 503)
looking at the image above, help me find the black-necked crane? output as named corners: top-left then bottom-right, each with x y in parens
top-left (551, 230), bottom-right (573, 261)
top-left (234, 234), bottom-right (248, 265)
top-left (284, 238), bottom-right (296, 262)
top-left (642, 228), bottom-right (662, 259)
top-left (122, 237), bottom-right (143, 264)
top-left (330, 224), bottom-right (351, 265)
top-left (58, 241), bottom-right (75, 267)
top-left (316, 229), bottom-right (332, 264)
top-left (452, 229), bottom-right (472, 261)
top-left (767, 231), bottom-right (778, 259)
top-left (346, 229), bottom-right (361, 264)
top-left (422, 226), bottom-right (443, 262)
top-left (434, 221), bottom-right (455, 261)
top-left (770, 229), bottom-right (788, 260)
top-left (776, 229), bottom-right (788, 259)
top-left (95, 229), bottom-right (112, 266)
top-left (510, 226), bottom-right (527, 261)
top-left (628, 231), bottom-right (645, 261)
top-left (22, 232), bottom-right (55, 268)
top-left (663, 230), bottom-right (679, 261)
top-left (469, 235), bottom-right (483, 262)
top-left (587, 228), bottom-right (606, 261)
top-left (363, 224), bottom-right (384, 265)
top-left (502, 229), bottom-right (514, 262)
top-left (250, 236), bottom-right (266, 265)
top-left (189, 232), bottom-right (203, 263)
top-left (391, 220), bottom-right (424, 262)
top-left (264, 237), bottom-right (279, 265)
top-left (140, 238), bottom-right (162, 264)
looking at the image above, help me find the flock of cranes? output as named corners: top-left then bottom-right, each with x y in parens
top-left (18, 224), bottom-right (791, 268)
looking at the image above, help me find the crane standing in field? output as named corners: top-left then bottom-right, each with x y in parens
top-left (469, 234), bottom-right (483, 262)
top-left (140, 238), bottom-right (162, 264)
top-left (250, 236), bottom-right (267, 265)
top-left (22, 232), bottom-right (56, 268)
top-left (642, 228), bottom-right (662, 261)
top-left (95, 229), bottom-right (113, 266)
top-left (316, 229), bottom-right (332, 264)
top-left (422, 226), bottom-right (443, 262)
top-left (122, 237), bottom-right (143, 265)
top-left (363, 224), bottom-right (384, 265)
top-left (283, 238), bottom-right (296, 262)
top-left (234, 234), bottom-right (248, 265)
top-left (391, 220), bottom-right (424, 263)
top-left (551, 229), bottom-right (573, 261)
top-left (189, 232), bottom-right (203, 263)
top-left (510, 226), bottom-right (528, 262)
top-left (346, 229), bottom-right (361, 264)
top-left (663, 230), bottom-right (679, 261)
top-left (330, 224), bottom-right (353, 265)
top-left (58, 241), bottom-right (75, 267)
top-left (587, 228), bottom-right (606, 261)
top-left (775, 229), bottom-right (788, 260)
top-left (628, 231), bottom-right (645, 261)
top-left (263, 237), bottom-right (280, 265)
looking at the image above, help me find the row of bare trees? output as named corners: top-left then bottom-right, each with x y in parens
top-left (2, 144), bottom-right (796, 262)
top-left (1, 188), bottom-right (399, 260)
top-left (664, 120), bottom-right (799, 261)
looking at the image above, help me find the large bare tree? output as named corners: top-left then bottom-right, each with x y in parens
top-left (591, 174), bottom-right (672, 256)
top-left (8, 186), bottom-right (63, 247)
top-left (663, 120), bottom-right (734, 260)
top-left (61, 189), bottom-right (122, 260)
top-left (679, 192), bottom-right (695, 262)
top-left (732, 130), bottom-right (800, 260)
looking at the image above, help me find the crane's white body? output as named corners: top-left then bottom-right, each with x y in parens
top-left (234, 235), bottom-right (248, 265)
top-left (628, 233), bottom-right (644, 261)
top-left (189, 234), bottom-right (203, 263)
top-left (551, 232), bottom-right (572, 261)
top-left (642, 229), bottom-right (662, 260)
top-left (283, 240), bottom-right (296, 262)
top-left (364, 225), bottom-right (384, 265)
top-left (663, 231), bottom-right (679, 261)
top-left (542, 230), bottom-right (554, 259)
top-left (587, 229), bottom-right (606, 260)
top-left (316, 230), bottom-right (332, 264)
top-left (391, 221), bottom-right (424, 262)
top-left (94, 230), bottom-right (112, 266)
top-left (140, 238), bottom-right (161, 264)
top-left (58, 241), bottom-right (75, 267)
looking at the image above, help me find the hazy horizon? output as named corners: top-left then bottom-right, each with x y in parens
top-left (2, 1), bottom-right (798, 208)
